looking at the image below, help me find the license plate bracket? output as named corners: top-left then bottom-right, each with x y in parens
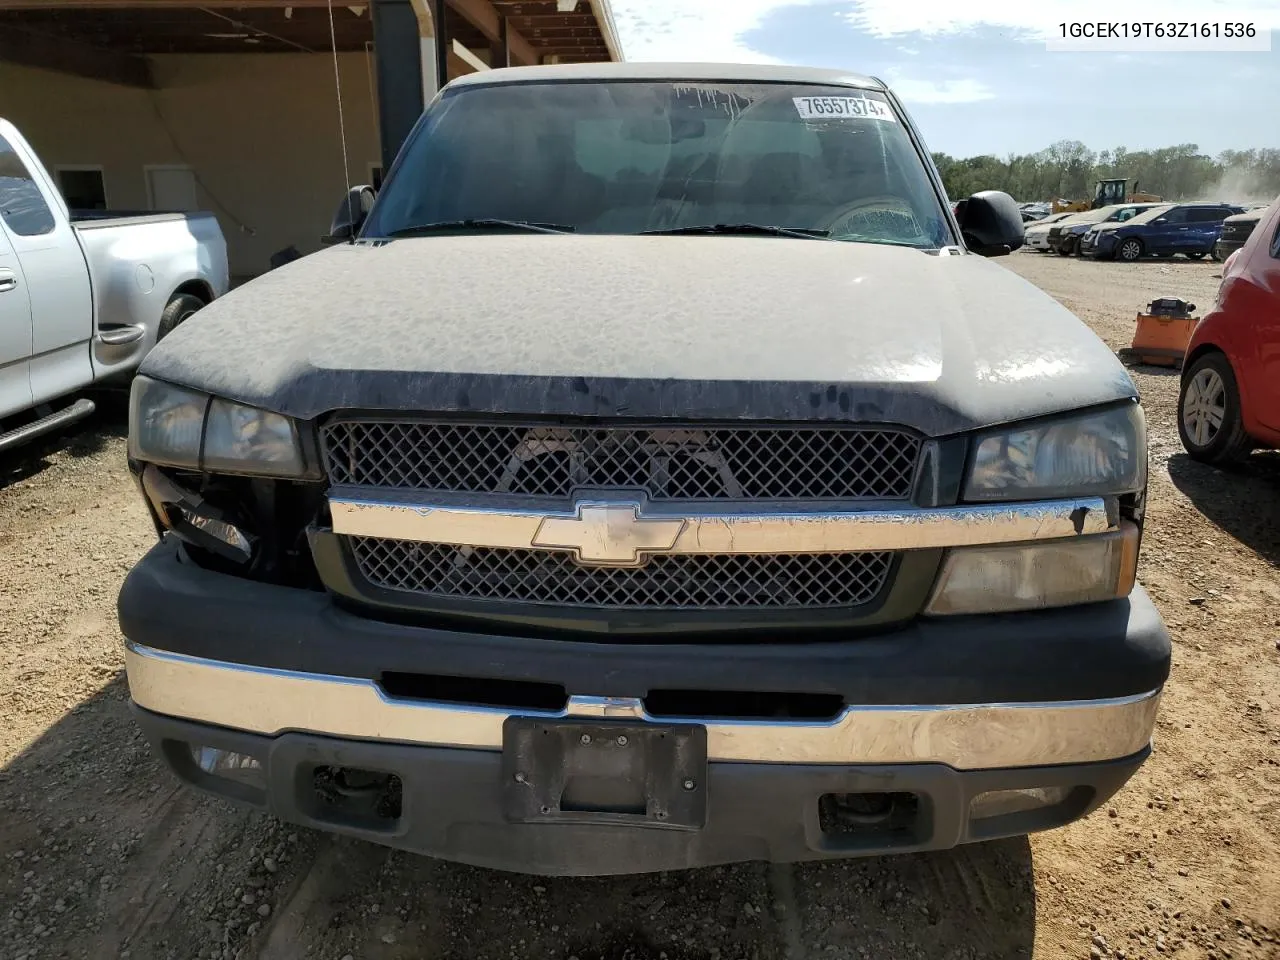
top-left (501, 719), bottom-right (707, 830)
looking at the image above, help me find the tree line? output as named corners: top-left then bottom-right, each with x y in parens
top-left (932, 141), bottom-right (1280, 205)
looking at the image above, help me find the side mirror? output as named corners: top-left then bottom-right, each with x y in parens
top-left (1152, 217), bottom-right (1167, 224)
top-left (955, 190), bottom-right (1024, 257)
top-left (322, 185), bottom-right (376, 245)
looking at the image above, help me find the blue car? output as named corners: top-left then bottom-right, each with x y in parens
top-left (1080, 203), bottom-right (1246, 261)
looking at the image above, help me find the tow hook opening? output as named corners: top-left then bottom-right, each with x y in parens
top-left (818, 791), bottom-right (924, 849)
top-left (302, 765), bottom-right (404, 832)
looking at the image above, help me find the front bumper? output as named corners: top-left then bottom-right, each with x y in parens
top-left (134, 705), bottom-right (1151, 876)
top-left (1214, 238), bottom-right (1245, 261)
top-left (1054, 232), bottom-right (1087, 254)
top-left (1078, 234), bottom-right (1115, 258)
top-left (120, 540), bottom-right (1170, 874)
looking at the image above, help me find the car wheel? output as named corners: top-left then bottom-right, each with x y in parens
top-left (1187, 251), bottom-right (1207, 260)
top-left (1056, 241), bottom-right (1072, 257)
top-left (157, 292), bottom-right (206, 342)
top-left (1178, 353), bottom-right (1252, 464)
top-left (1117, 238), bottom-right (1143, 262)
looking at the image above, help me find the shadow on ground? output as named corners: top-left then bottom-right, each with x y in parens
top-left (1120, 361), bottom-right (1181, 379)
top-left (1135, 255), bottom-right (1219, 267)
top-left (2, 675), bottom-right (1037, 959)
top-left (1168, 451), bottom-right (1280, 565)
top-left (0, 388), bottom-right (129, 492)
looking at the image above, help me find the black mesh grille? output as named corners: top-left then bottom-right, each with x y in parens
top-left (321, 421), bottom-right (921, 501)
top-left (349, 538), bottom-right (893, 610)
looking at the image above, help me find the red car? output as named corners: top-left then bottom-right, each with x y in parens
top-left (1178, 195), bottom-right (1280, 463)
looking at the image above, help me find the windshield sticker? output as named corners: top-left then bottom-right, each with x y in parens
top-left (793, 96), bottom-right (897, 122)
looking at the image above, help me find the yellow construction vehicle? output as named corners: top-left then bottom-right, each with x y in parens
top-left (1050, 197), bottom-right (1090, 215)
top-left (1051, 178), bottom-right (1162, 215)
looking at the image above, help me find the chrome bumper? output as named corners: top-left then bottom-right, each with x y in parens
top-left (125, 642), bottom-right (1161, 770)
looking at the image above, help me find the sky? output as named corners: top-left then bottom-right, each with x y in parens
top-left (607, 0), bottom-right (1280, 158)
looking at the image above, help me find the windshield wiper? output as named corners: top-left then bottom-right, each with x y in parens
top-left (640, 223), bottom-right (831, 240)
top-left (835, 236), bottom-right (932, 250)
top-left (384, 219), bottom-right (576, 237)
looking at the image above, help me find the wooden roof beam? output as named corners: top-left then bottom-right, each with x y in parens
top-left (0, 1), bottom-right (339, 8)
top-left (0, 24), bottom-right (154, 87)
top-left (446, 0), bottom-right (535, 65)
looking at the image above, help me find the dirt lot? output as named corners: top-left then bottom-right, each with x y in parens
top-left (1, 251), bottom-right (1277, 960)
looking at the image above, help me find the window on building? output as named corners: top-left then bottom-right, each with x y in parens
top-left (0, 133), bottom-right (56, 236)
top-left (57, 168), bottom-right (107, 211)
top-left (370, 165), bottom-right (384, 190)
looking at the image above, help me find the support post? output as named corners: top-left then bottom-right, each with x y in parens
top-left (371, 0), bottom-right (427, 173)
top-left (495, 16), bottom-right (509, 68)
top-left (431, 0), bottom-right (449, 90)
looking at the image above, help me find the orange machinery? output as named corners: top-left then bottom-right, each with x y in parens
top-left (1117, 298), bottom-right (1198, 368)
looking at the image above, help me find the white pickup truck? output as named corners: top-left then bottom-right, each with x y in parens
top-left (0, 119), bottom-right (228, 451)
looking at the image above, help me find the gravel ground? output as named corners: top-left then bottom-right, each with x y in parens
top-left (1, 251), bottom-right (1277, 960)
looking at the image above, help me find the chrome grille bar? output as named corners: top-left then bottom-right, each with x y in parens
top-left (329, 492), bottom-right (1115, 556)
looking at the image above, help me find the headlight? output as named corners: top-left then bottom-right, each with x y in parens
top-left (204, 397), bottom-right (304, 475)
top-left (128, 376), bottom-right (207, 467)
top-left (128, 375), bottom-right (305, 476)
top-left (964, 404), bottom-right (1146, 502)
top-left (927, 522), bottom-right (1139, 615)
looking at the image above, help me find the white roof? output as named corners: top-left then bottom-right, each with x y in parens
top-left (448, 61), bottom-right (883, 91)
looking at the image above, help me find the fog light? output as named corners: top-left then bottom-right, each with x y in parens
top-left (926, 522), bottom-right (1138, 615)
top-left (191, 746), bottom-right (265, 788)
top-left (970, 786), bottom-right (1070, 820)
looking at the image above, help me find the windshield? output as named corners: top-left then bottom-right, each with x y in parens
top-left (1125, 204), bottom-right (1181, 226)
top-left (363, 80), bottom-right (951, 249)
top-left (1066, 207), bottom-right (1117, 225)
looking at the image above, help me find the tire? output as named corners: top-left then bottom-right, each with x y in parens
top-left (1117, 237), bottom-right (1144, 262)
top-left (1178, 352), bottom-right (1253, 465)
top-left (156, 292), bottom-right (206, 342)
top-left (1186, 251), bottom-right (1207, 260)
top-left (1055, 240), bottom-right (1072, 257)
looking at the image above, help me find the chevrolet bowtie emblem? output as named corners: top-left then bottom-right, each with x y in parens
top-left (532, 501), bottom-right (686, 566)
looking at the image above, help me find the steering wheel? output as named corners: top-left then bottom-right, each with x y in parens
top-left (820, 195), bottom-right (921, 238)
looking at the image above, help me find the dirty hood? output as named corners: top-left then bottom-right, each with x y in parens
top-left (142, 235), bottom-right (1137, 436)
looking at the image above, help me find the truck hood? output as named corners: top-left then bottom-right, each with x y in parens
top-left (142, 235), bottom-right (1137, 437)
top-left (1222, 210), bottom-right (1263, 226)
